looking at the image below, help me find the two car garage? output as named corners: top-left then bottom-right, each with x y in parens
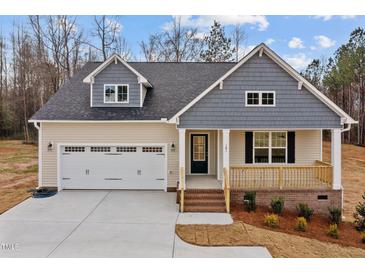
top-left (59, 145), bottom-right (167, 190)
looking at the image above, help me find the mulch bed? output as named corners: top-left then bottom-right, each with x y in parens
top-left (175, 222), bottom-right (257, 246)
top-left (231, 205), bottom-right (365, 250)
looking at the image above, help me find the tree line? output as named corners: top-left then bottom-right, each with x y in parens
top-left (0, 16), bottom-right (243, 141)
top-left (1, 16), bottom-right (363, 145)
top-left (303, 27), bottom-right (365, 145)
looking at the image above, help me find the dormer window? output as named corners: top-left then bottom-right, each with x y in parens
top-left (245, 91), bottom-right (275, 106)
top-left (104, 84), bottom-right (129, 103)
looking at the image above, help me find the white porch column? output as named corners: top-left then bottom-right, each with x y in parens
top-left (331, 128), bottom-right (342, 190)
top-left (178, 128), bottom-right (186, 188)
top-left (217, 130), bottom-right (221, 180)
top-left (222, 129), bottom-right (230, 187)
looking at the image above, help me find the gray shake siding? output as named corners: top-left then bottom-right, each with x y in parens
top-left (92, 62), bottom-right (140, 107)
top-left (179, 53), bottom-right (342, 129)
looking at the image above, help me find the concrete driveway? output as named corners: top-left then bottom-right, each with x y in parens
top-left (0, 190), bottom-right (271, 258)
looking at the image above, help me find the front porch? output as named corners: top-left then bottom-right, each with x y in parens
top-left (178, 128), bottom-right (341, 213)
top-left (186, 175), bottom-right (222, 189)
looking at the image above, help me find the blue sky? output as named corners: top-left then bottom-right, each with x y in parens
top-left (0, 15), bottom-right (364, 71)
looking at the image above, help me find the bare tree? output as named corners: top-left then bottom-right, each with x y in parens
top-left (115, 36), bottom-right (134, 61)
top-left (91, 16), bottom-right (122, 61)
top-left (139, 34), bottom-right (162, 62)
top-left (160, 16), bottom-right (203, 62)
top-left (140, 16), bottom-right (203, 62)
top-left (231, 24), bottom-right (246, 61)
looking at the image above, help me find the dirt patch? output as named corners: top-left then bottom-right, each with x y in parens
top-left (176, 222), bottom-right (255, 246)
top-left (0, 140), bottom-right (38, 213)
top-left (0, 180), bottom-right (36, 214)
top-left (323, 141), bottom-right (365, 220)
top-left (245, 223), bottom-right (365, 258)
top-left (231, 205), bottom-right (365, 250)
top-left (175, 221), bottom-right (365, 257)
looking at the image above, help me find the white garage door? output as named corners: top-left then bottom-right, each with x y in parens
top-left (60, 145), bottom-right (166, 190)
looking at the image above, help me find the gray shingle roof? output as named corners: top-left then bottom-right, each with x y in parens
top-left (30, 62), bottom-right (236, 121)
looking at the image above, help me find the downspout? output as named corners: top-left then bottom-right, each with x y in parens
top-left (341, 123), bottom-right (351, 133)
top-left (340, 122), bottom-right (351, 219)
top-left (33, 122), bottom-right (42, 188)
top-left (33, 122), bottom-right (40, 130)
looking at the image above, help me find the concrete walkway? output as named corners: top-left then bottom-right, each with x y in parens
top-left (0, 190), bottom-right (271, 258)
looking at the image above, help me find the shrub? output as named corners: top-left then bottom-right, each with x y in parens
top-left (353, 192), bottom-right (365, 231)
top-left (270, 197), bottom-right (285, 215)
top-left (328, 224), bottom-right (339, 239)
top-left (328, 206), bottom-right (342, 225)
top-left (243, 192), bottom-right (256, 212)
top-left (295, 217), bottom-right (308, 232)
top-left (264, 214), bottom-right (279, 228)
top-left (296, 203), bottom-right (314, 221)
top-left (361, 232), bottom-right (365, 244)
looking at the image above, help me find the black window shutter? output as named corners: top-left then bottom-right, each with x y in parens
top-left (287, 131), bottom-right (295, 163)
top-left (245, 132), bottom-right (253, 164)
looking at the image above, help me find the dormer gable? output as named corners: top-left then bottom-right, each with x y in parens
top-left (83, 54), bottom-right (152, 108)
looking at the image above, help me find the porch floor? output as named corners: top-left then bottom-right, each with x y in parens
top-left (186, 175), bottom-right (222, 189)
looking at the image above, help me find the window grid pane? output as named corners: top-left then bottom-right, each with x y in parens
top-left (247, 92), bottom-right (259, 105)
top-left (254, 132), bottom-right (269, 147)
top-left (105, 85), bottom-right (116, 102)
top-left (253, 131), bottom-right (287, 164)
top-left (254, 148), bottom-right (269, 163)
top-left (262, 92), bottom-right (274, 105)
top-left (193, 136), bottom-right (205, 161)
top-left (272, 132), bottom-right (286, 147)
top-left (272, 148), bottom-right (286, 163)
top-left (117, 85), bottom-right (128, 102)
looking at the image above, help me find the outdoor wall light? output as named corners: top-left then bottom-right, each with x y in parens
top-left (47, 142), bottom-right (54, 151)
top-left (171, 143), bottom-right (176, 152)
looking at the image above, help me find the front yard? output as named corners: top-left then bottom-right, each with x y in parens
top-left (1, 139), bottom-right (365, 257)
top-left (323, 141), bottom-right (365, 220)
top-left (0, 140), bottom-right (38, 214)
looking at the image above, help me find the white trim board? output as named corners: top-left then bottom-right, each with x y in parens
top-left (103, 83), bottom-right (130, 104)
top-left (28, 120), bottom-right (167, 123)
top-left (188, 131), bottom-right (211, 175)
top-left (169, 43), bottom-right (356, 125)
top-left (245, 90), bottom-right (276, 107)
top-left (83, 53), bottom-right (152, 88)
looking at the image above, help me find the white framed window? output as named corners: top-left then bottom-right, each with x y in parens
top-left (104, 84), bottom-right (129, 103)
top-left (253, 131), bottom-right (287, 164)
top-left (245, 91), bottom-right (275, 106)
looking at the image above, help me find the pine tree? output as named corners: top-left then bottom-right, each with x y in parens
top-left (200, 21), bottom-right (235, 62)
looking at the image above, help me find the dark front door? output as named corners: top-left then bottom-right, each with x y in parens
top-left (190, 134), bottom-right (208, 174)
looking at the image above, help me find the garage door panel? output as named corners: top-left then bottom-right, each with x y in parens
top-left (60, 145), bottom-right (166, 190)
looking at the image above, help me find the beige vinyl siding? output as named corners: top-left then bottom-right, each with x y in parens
top-left (185, 130), bottom-right (217, 175)
top-left (295, 130), bottom-right (322, 165)
top-left (230, 130), bottom-right (245, 165)
top-left (228, 130), bottom-right (321, 165)
top-left (41, 123), bottom-right (179, 188)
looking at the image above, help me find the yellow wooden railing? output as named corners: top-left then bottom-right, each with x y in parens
top-left (230, 161), bottom-right (333, 190)
top-left (179, 167), bottom-right (185, 212)
top-left (223, 167), bottom-right (230, 213)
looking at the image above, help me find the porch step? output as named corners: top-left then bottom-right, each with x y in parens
top-left (185, 199), bottom-right (226, 207)
top-left (183, 205), bottom-right (227, 213)
top-left (184, 193), bottom-right (224, 200)
top-left (182, 189), bottom-right (226, 213)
